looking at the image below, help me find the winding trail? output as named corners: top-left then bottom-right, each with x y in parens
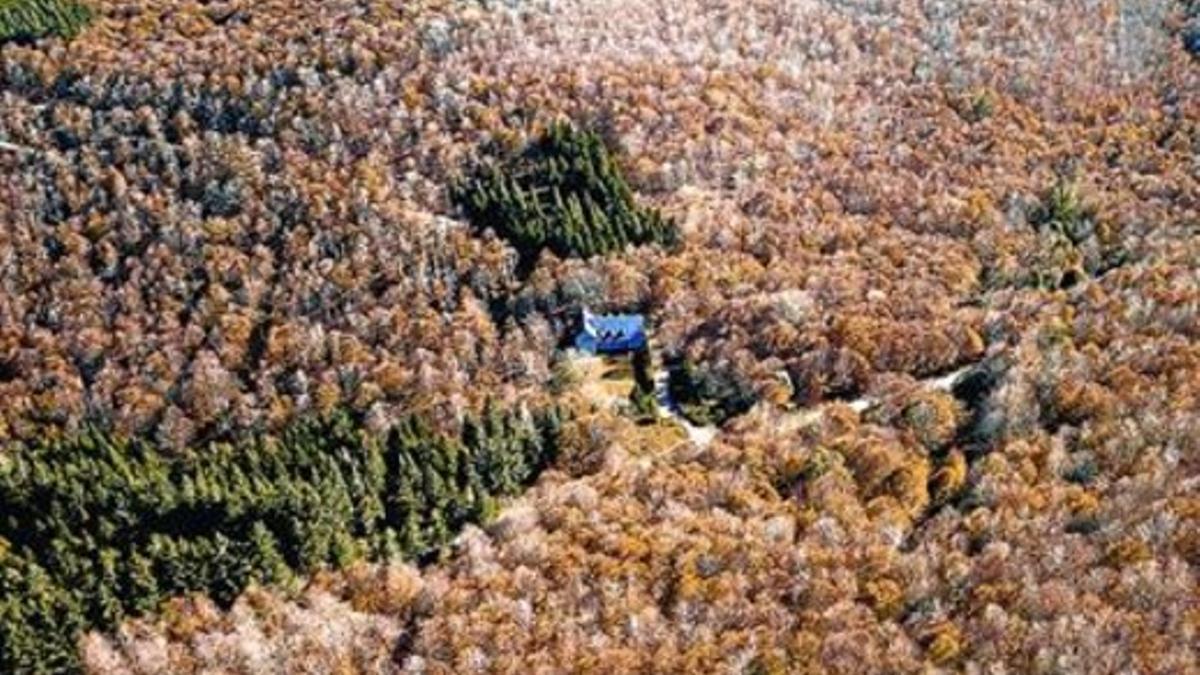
top-left (579, 350), bottom-right (977, 450)
top-left (656, 363), bottom-right (977, 446)
top-left (776, 364), bottom-right (975, 435)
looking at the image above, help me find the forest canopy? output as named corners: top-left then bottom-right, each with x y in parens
top-left (0, 0), bottom-right (91, 43)
top-left (0, 0), bottom-right (1196, 672)
top-left (0, 405), bottom-right (562, 672)
top-left (453, 122), bottom-right (679, 274)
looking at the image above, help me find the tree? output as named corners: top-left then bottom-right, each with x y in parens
top-left (0, 404), bottom-right (562, 671)
top-left (628, 347), bottom-right (659, 422)
top-left (0, 0), bottom-right (93, 44)
top-left (452, 122), bottom-right (679, 275)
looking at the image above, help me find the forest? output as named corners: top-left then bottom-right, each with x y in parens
top-left (453, 121), bottom-right (679, 275)
top-left (0, 0), bottom-right (1197, 673)
top-left (1, 405), bottom-right (563, 671)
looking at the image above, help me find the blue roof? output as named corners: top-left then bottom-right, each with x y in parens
top-left (575, 309), bottom-right (646, 353)
top-left (584, 313), bottom-right (643, 336)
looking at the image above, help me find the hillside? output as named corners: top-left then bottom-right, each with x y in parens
top-left (0, 0), bottom-right (1197, 672)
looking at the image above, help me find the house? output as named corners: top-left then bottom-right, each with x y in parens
top-left (574, 308), bottom-right (647, 355)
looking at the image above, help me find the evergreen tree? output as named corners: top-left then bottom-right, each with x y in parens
top-left (632, 346), bottom-right (655, 394)
top-left (452, 122), bottom-right (679, 274)
top-left (0, 0), bottom-right (93, 44)
top-left (124, 551), bottom-right (161, 616)
top-left (0, 549), bottom-right (87, 673)
top-left (0, 404), bottom-right (562, 672)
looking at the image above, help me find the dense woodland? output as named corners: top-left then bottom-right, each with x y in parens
top-left (1, 405), bottom-right (562, 671)
top-left (453, 122), bottom-right (678, 275)
top-left (0, 0), bottom-right (1197, 672)
top-left (0, 0), bottom-right (90, 43)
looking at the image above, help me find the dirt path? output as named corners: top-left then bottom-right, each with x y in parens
top-left (576, 352), bottom-right (977, 448)
top-left (776, 364), bottom-right (975, 434)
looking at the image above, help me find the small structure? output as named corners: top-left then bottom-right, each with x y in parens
top-left (574, 308), bottom-right (647, 355)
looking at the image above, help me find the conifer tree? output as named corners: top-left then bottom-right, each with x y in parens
top-left (124, 551), bottom-right (160, 616)
top-left (0, 0), bottom-right (93, 43)
top-left (0, 404), bottom-right (562, 671)
top-left (453, 122), bottom-right (679, 274)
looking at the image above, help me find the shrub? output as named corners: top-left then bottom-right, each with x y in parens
top-left (1063, 457), bottom-right (1099, 485)
top-left (0, 405), bottom-right (563, 673)
top-left (1029, 180), bottom-right (1095, 246)
top-left (667, 357), bottom-right (756, 427)
top-left (1024, 179), bottom-right (1129, 289)
top-left (631, 346), bottom-right (656, 393)
top-left (548, 352), bottom-right (581, 394)
top-left (951, 88), bottom-right (995, 123)
top-left (0, 0), bottom-right (92, 44)
top-left (453, 122), bottom-right (679, 274)
top-left (627, 384), bottom-right (659, 423)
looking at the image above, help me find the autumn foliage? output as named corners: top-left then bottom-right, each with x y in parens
top-left (0, 0), bottom-right (1196, 672)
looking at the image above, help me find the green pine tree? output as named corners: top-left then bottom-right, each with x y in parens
top-left (0, 403), bottom-right (564, 671)
top-left (452, 122), bottom-right (678, 274)
top-left (0, 0), bottom-right (93, 44)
